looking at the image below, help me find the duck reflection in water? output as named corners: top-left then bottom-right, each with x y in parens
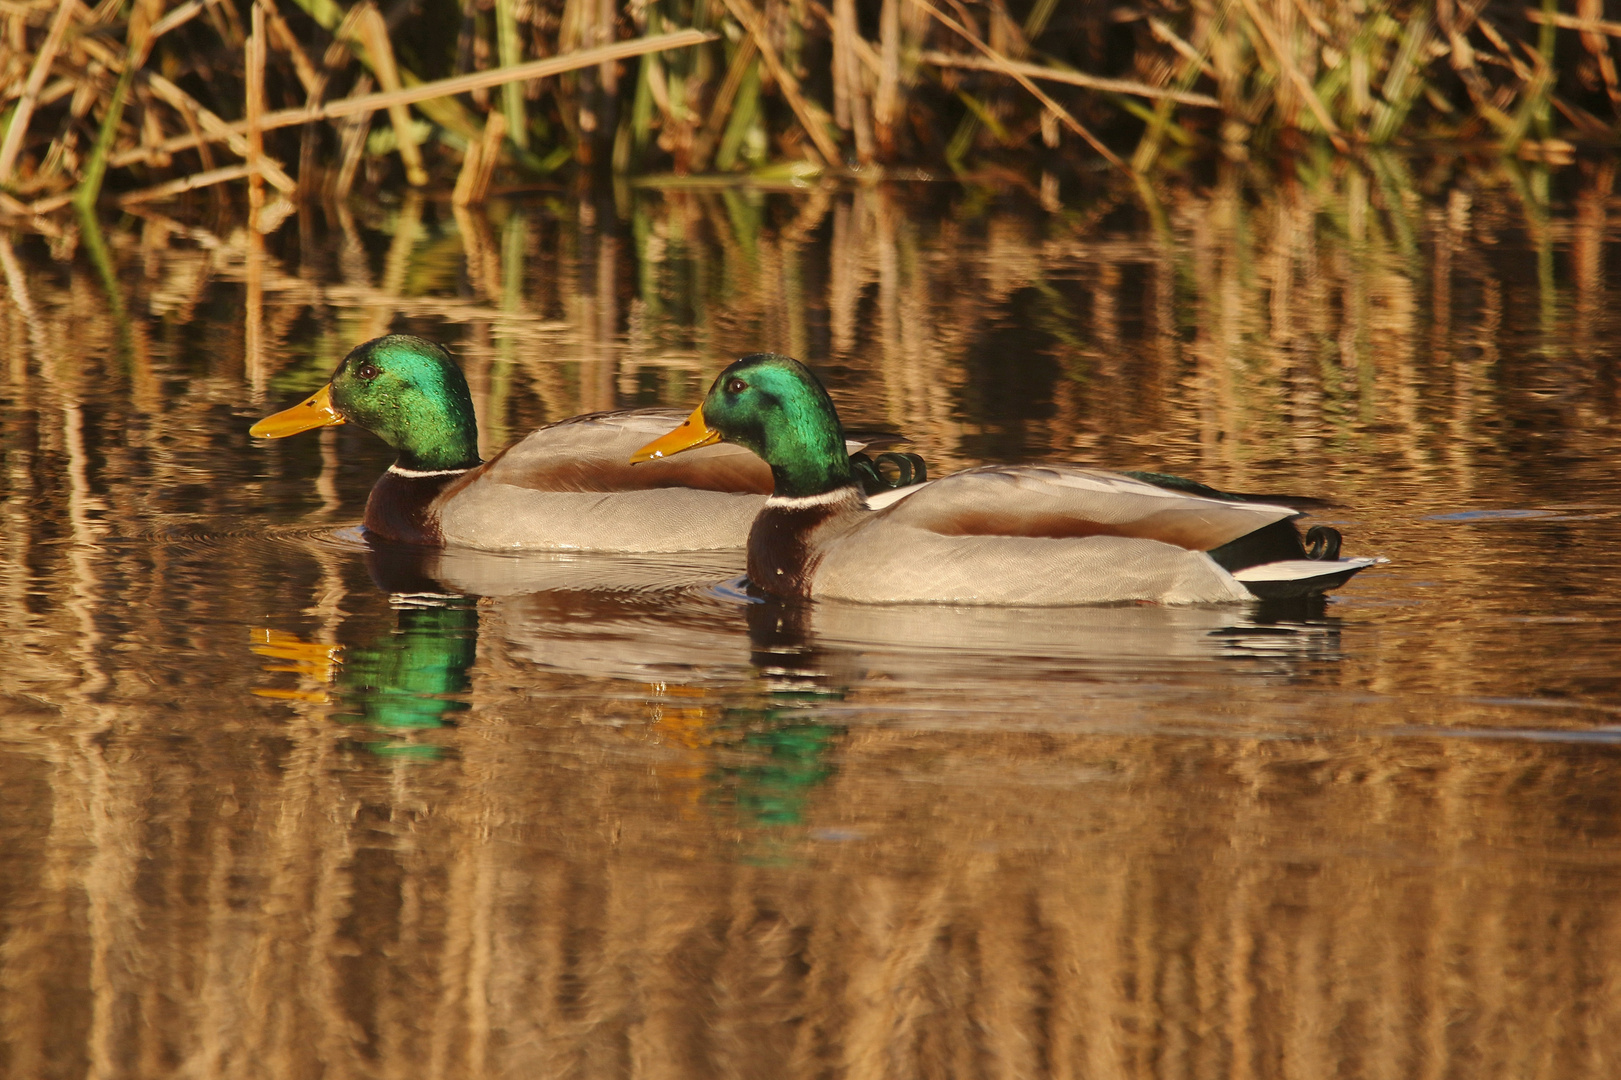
top-left (255, 536), bottom-right (1346, 833)
top-left (254, 539), bottom-right (852, 836)
top-left (251, 545), bottom-right (480, 758)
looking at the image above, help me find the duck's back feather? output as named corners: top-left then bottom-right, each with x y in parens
top-left (479, 409), bottom-right (776, 494)
top-left (869, 466), bottom-right (1300, 549)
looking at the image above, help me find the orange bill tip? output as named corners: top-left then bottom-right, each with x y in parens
top-left (250, 383), bottom-right (345, 438)
top-left (629, 403), bottom-right (723, 463)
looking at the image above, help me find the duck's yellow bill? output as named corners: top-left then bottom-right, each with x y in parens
top-left (250, 383), bottom-right (345, 438)
top-left (629, 404), bottom-right (722, 463)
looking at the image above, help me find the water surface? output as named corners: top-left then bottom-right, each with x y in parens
top-left (4, 159), bottom-right (1621, 1078)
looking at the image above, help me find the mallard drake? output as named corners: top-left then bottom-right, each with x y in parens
top-left (631, 353), bottom-right (1381, 604)
top-left (251, 335), bottom-right (918, 551)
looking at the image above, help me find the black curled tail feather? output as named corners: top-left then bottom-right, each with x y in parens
top-left (1305, 525), bottom-right (1342, 560)
top-left (851, 452), bottom-right (928, 495)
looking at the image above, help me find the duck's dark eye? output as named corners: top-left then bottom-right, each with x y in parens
top-left (356, 362), bottom-right (380, 381)
top-left (726, 378), bottom-right (747, 394)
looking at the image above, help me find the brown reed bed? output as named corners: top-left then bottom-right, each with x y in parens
top-left (1, 0), bottom-right (1619, 229)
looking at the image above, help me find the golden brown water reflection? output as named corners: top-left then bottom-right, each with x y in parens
top-left (5, 156), bottom-right (1621, 1078)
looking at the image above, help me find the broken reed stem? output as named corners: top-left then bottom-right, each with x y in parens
top-left (0, 0), bottom-right (78, 184)
top-left (921, 51), bottom-right (1221, 107)
top-left (148, 0), bottom-right (216, 41)
top-left (452, 108), bottom-right (506, 205)
top-left (118, 163), bottom-right (255, 205)
top-left (247, 0), bottom-right (265, 218)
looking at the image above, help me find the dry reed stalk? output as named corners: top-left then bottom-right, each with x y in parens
top-left (717, 0), bottom-right (840, 166)
top-left (910, 0), bottom-right (1127, 170)
top-left (351, 2), bottom-right (427, 186)
top-left (1235, 0), bottom-right (1349, 151)
top-left (832, 1), bottom-right (853, 130)
top-left (1437, 0), bottom-right (1502, 124)
top-left (494, 0), bottom-right (529, 149)
top-left (247, 0), bottom-right (266, 219)
top-left (255, 0), bottom-right (320, 96)
top-left (281, 0), bottom-right (483, 146)
top-left (1133, 7), bottom-right (1224, 172)
top-left (921, 50), bottom-right (1222, 107)
top-left (0, 190), bottom-right (31, 217)
top-left (294, 2), bottom-right (367, 196)
top-left (246, 0), bottom-right (265, 392)
top-left (452, 108), bottom-right (507, 205)
top-left (1525, 9), bottom-right (1621, 40)
top-left (1573, 0), bottom-right (1621, 115)
top-left (690, 36), bottom-right (758, 171)
top-left (452, 134), bottom-right (485, 207)
top-left (135, 30), bottom-right (717, 157)
top-left (84, 53), bottom-right (291, 190)
top-left (875, 0), bottom-right (899, 157)
top-left (330, 74), bottom-right (374, 200)
top-left (1476, 12), bottom-right (1553, 148)
top-left (147, 0), bottom-right (218, 40)
top-left (169, 78), bottom-right (218, 180)
top-left (117, 163), bottom-right (258, 206)
top-left (0, 0), bottom-right (78, 184)
top-left (836, 0), bottom-right (876, 162)
top-left (144, 76), bottom-right (297, 190)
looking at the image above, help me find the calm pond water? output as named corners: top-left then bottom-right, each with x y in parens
top-left (4, 156), bottom-right (1621, 1078)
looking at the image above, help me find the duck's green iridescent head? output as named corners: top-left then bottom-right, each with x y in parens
top-left (251, 335), bottom-right (481, 472)
top-left (631, 353), bottom-right (853, 498)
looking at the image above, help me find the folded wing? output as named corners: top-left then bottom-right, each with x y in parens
top-left (483, 409), bottom-right (904, 495)
top-left (481, 409), bottom-right (774, 494)
top-left (870, 465), bottom-right (1299, 552)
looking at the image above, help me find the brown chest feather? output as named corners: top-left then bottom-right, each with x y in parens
top-left (746, 494), bottom-right (861, 598)
top-left (363, 470), bottom-right (461, 546)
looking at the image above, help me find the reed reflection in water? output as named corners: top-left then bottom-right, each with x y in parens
top-left (3, 157), bottom-right (1621, 1077)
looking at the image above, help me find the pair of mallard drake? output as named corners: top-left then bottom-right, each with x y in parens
top-left (253, 335), bottom-right (1377, 604)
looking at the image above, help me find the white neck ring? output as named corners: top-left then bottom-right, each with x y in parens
top-left (765, 485), bottom-right (860, 509)
top-left (388, 464), bottom-right (473, 479)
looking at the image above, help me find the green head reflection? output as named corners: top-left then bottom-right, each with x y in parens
top-left (715, 715), bottom-right (841, 830)
top-left (253, 595), bottom-right (479, 760)
top-left (706, 596), bottom-right (849, 848)
top-left (343, 600), bottom-right (478, 757)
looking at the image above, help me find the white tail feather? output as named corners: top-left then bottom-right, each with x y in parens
top-left (1233, 557), bottom-right (1385, 583)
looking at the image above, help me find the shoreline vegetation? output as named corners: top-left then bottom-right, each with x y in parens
top-left (0, 0), bottom-right (1619, 230)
